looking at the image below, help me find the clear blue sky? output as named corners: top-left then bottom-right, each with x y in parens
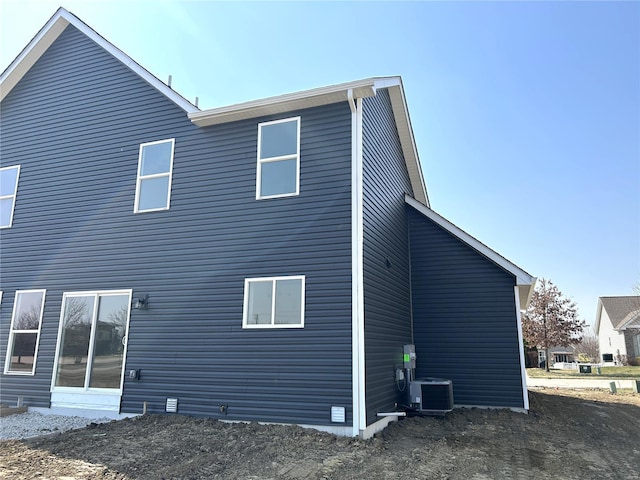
top-left (2, 1), bottom-right (639, 327)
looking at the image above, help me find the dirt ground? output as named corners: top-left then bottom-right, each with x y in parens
top-left (1, 389), bottom-right (639, 480)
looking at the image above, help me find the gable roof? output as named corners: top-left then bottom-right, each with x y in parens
top-left (596, 296), bottom-right (640, 331)
top-left (190, 76), bottom-right (429, 206)
top-left (405, 195), bottom-right (536, 309)
top-left (0, 7), bottom-right (197, 113)
top-left (2, 9), bottom-right (429, 206)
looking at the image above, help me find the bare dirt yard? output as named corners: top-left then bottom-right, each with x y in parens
top-left (1, 389), bottom-right (639, 480)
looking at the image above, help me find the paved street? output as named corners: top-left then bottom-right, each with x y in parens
top-left (526, 373), bottom-right (636, 389)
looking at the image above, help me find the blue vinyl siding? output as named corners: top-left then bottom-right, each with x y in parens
top-left (362, 90), bottom-right (414, 425)
top-left (407, 206), bottom-right (525, 409)
top-left (0, 25), bottom-right (353, 426)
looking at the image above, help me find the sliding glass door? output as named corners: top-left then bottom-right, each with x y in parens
top-left (52, 291), bottom-right (131, 401)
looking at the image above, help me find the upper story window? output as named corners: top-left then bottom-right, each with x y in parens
top-left (0, 165), bottom-right (20, 228)
top-left (243, 276), bottom-right (305, 328)
top-left (257, 117), bottom-right (300, 199)
top-left (4, 289), bottom-right (46, 375)
top-left (134, 139), bottom-right (175, 213)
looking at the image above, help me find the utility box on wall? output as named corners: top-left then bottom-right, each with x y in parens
top-left (403, 344), bottom-right (417, 370)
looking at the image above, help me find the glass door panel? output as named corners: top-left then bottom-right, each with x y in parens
top-left (54, 296), bottom-right (95, 387)
top-left (89, 295), bottom-right (128, 388)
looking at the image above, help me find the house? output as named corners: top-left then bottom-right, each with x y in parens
top-left (0, 8), bottom-right (536, 438)
top-left (534, 347), bottom-right (575, 368)
top-left (596, 296), bottom-right (640, 365)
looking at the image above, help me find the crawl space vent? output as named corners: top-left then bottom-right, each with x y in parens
top-left (166, 398), bottom-right (178, 413)
top-left (331, 406), bottom-right (345, 423)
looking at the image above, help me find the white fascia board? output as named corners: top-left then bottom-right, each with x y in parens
top-left (379, 78), bottom-right (429, 207)
top-left (1, 8), bottom-right (197, 113)
top-left (594, 299), bottom-right (604, 334)
top-left (189, 78), bottom-right (378, 127)
top-left (406, 195), bottom-right (536, 291)
top-left (0, 9), bottom-right (69, 101)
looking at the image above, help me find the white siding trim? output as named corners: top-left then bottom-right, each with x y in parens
top-left (190, 79), bottom-right (377, 127)
top-left (351, 95), bottom-right (366, 436)
top-left (514, 286), bottom-right (529, 410)
top-left (50, 391), bottom-right (122, 412)
top-left (384, 82), bottom-right (429, 206)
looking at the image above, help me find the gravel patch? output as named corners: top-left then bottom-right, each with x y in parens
top-left (0, 411), bottom-right (111, 440)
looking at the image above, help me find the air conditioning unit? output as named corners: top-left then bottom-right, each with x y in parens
top-left (408, 377), bottom-right (453, 415)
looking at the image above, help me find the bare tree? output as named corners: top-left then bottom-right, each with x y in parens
top-left (106, 305), bottom-right (128, 327)
top-left (574, 326), bottom-right (599, 363)
top-left (14, 304), bottom-right (42, 330)
top-left (522, 278), bottom-right (586, 371)
top-left (63, 297), bottom-right (91, 327)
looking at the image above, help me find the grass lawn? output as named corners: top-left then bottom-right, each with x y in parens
top-left (526, 366), bottom-right (640, 379)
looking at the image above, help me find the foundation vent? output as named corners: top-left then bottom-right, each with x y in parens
top-left (166, 398), bottom-right (178, 413)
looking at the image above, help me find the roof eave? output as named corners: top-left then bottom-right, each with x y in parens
top-left (0, 8), bottom-right (69, 101)
top-left (0, 7), bottom-right (198, 114)
top-left (595, 299), bottom-right (604, 333)
top-left (381, 78), bottom-right (429, 206)
top-left (188, 78), bottom-right (378, 126)
top-left (616, 310), bottom-right (640, 331)
top-left (189, 76), bottom-right (429, 206)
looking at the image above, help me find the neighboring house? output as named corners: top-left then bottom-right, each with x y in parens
top-left (550, 348), bottom-right (575, 365)
top-left (549, 347), bottom-right (575, 367)
top-left (596, 296), bottom-right (640, 365)
top-left (0, 8), bottom-right (536, 438)
top-left (535, 347), bottom-right (575, 368)
top-left (526, 346), bottom-right (574, 368)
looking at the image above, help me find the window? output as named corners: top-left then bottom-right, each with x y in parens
top-left (243, 276), bottom-right (305, 328)
top-left (4, 290), bottom-right (46, 375)
top-left (257, 117), bottom-right (300, 199)
top-left (134, 139), bottom-right (175, 212)
top-left (554, 353), bottom-right (571, 363)
top-left (0, 165), bottom-right (20, 228)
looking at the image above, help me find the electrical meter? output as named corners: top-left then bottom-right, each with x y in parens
top-left (403, 344), bottom-right (416, 370)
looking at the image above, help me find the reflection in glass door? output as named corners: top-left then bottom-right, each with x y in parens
top-left (54, 292), bottom-right (131, 390)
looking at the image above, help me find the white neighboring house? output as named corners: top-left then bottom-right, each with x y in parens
top-left (596, 296), bottom-right (640, 365)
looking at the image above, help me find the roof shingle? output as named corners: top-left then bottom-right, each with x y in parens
top-left (600, 296), bottom-right (640, 329)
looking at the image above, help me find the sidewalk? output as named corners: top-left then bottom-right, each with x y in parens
top-left (526, 374), bottom-right (636, 389)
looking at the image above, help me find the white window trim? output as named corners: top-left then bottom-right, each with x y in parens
top-left (256, 117), bottom-right (301, 200)
top-left (242, 276), bottom-right (305, 329)
top-left (50, 289), bottom-right (133, 394)
top-left (134, 138), bottom-right (175, 213)
top-left (0, 164), bottom-right (21, 229)
top-left (3, 289), bottom-right (46, 376)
